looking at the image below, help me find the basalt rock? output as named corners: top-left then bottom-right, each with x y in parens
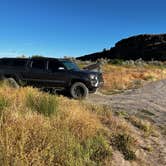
top-left (77, 34), bottom-right (166, 61)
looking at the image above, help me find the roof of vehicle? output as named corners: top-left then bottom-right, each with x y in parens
top-left (0, 57), bottom-right (28, 60)
top-left (31, 57), bottom-right (72, 62)
top-left (0, 57), bottom-right (72, 62)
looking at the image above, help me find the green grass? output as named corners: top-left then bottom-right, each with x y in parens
top-left (82, 134), bottom-right (112, 164)
top-left (0, 96), bottom-right (9, 111)
top-left (0, 95), bottom-right (10, 118)
top-left (26, 92), bottom-right (58, 116)
top-left (111, 133), bottom-right (137, 160)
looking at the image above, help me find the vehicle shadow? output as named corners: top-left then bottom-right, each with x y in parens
top-left (40, 88), bottom-right (72, 99)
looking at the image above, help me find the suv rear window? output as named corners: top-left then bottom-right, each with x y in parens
top-left (0, 58), bottom-right (27, 67)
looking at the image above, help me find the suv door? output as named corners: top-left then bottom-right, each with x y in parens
top-left (24, 59), bottom-right (48, 87)
top-left (46, 60), bottom-right (68, 88)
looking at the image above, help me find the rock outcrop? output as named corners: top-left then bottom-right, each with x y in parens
top-left (77, 34), bottom-right (166, 61)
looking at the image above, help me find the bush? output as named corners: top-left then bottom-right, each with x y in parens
top-left (26, 92), bottom-right (58, 116)
top-left (0, 96), bottom-right (9, 111)
top-left (111, 133), bottom-right (137, 160)
top-left (82, 134), bottom-right (112, 164)
top-left (109, 59), bottom-right (124, 65)
top-left (0, 96), bottom-right (10, 119)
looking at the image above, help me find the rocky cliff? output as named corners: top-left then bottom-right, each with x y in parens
top-left (77, 34), bottom-right (166, 61)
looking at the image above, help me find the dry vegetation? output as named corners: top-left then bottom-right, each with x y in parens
top-left (0, 82), bottom-right (161, 165)
top-left (0, 61), bottom-right (165, 165)
top-left (101, 63), bottom-right (166, 94)
top-left (77, 60), bottom-right (166, 94)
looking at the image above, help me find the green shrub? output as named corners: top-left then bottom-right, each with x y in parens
top-left (26, 93), bottom-right (58, 116)
top-left (82, 134), bottom-right (112, 164)
top-left (109, 59), bottom-right (124, 65)
top-left (0, 96), bottom-right (9, 111)
top-left (0, 96), bottom-right (9, 119)
top-left (111, 133), bottom-right (136, 160)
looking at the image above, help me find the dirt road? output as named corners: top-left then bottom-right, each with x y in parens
top-left (87, 79), bottom-right (166, 165)
top-left (88, 79), bottom-right (166, 126)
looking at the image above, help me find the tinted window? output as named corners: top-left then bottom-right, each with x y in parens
top-left (48, 60), bottom-right (64, 72)
top-left (12, 59), bottom-right (27, 67)
top-left (0, 59), bottom-right (13, 66)
top-left (0, 59), bottom-right (27, 67)
top-left (62, 61), bottom-right (80, 71)
top-left (32, 60), bottom-right (46, 70)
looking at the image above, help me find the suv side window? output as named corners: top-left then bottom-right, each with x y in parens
top-left (48, 60), bottom-right (65, 72)
top-left (0, 59), bottom-right (13, 66)
top-left (12, 59), bottom-right (27, 67)
top-left (31, 59), bottom-right (46, 70)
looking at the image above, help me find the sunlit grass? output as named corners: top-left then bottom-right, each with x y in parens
top-left (101, 63), bottom-right (166, 93)
top-left (0, 86), bottom-right (113, 165)
top-left (0, 81), bottom-right (158, 165)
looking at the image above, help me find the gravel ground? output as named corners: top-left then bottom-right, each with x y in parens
top-left (87, 79), bottom-right (166, 166)
top-left (88, 79), bottom-right (166, 126)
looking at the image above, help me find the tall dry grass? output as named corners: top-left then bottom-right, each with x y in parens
top-left (0, 86), bottom-right (113, 165)
top-left (0, 83), bottom-right (156, 165)
top-left (101, 64), bottom-right (166, 94)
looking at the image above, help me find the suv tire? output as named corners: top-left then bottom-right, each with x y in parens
top-left (4, 78), bottom-right (20, 88)
top-left (70, 82), bottom-right (89, 99)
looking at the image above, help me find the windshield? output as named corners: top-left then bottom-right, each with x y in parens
top-left (62, 61), bottom-right (80, 71)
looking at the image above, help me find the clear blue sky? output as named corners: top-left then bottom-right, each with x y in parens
top-left (0, 0), bottom-right (165, 58)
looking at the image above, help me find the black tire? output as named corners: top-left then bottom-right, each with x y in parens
top-left (70, 82), bottom-right (89, 99)
top-left (4, 78), bottom-right (20, 88)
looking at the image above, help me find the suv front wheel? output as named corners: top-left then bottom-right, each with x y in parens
top-left (70, 82), bottom-right (89, 99)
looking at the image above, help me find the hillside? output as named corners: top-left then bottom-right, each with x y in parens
top-left (0, 85), bottom-right (148, 166)
top-left (77, 34), bottom-right (166, 61)
top-left (0, 80), bottom-right (165, 165)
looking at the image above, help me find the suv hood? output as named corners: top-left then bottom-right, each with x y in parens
top-left (71, 69), bottom-right (99, 75)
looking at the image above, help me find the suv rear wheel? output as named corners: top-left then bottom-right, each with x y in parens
top-left (70, 82), bottom-right (89, 99)
top-left (4, 78), bottom-right (20, 88)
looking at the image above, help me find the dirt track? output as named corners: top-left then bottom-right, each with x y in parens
top-left (87, 80), bottom-right (166, 165)
top-left (88, 79), bottom-right (166, 126)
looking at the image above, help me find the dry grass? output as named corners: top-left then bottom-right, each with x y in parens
top-left (0, 86), bottom-right (113, 165)
top-left (128, 116), bottom-right (155, 137)
top-left (0, 83), bottom-right (160, 165)
top-left (100, 64), bottom-right (166, 94)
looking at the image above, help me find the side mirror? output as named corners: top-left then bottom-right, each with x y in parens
top-left (58, 67), bottom-right (65, 70)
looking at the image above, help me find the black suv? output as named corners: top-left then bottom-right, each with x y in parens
top-left (0, 57), bottom-right (103, 99)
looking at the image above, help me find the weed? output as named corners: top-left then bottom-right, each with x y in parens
top-left (141, 109), bottom-right (155, 116)
top-left (115, 110), bottom-right (129, 118)
top-left (0, 96), bottom-right (9, 111)
top-left (129, 116), bottom-right (154, 136)
top-left (111, 133), bottom-right (137, 160)
top-left (0, 96), bottom-right (10, 118)
top-left (26, 92), bottom-right (58, 116)
top-left (82, 134), bottom-right (112, 164)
